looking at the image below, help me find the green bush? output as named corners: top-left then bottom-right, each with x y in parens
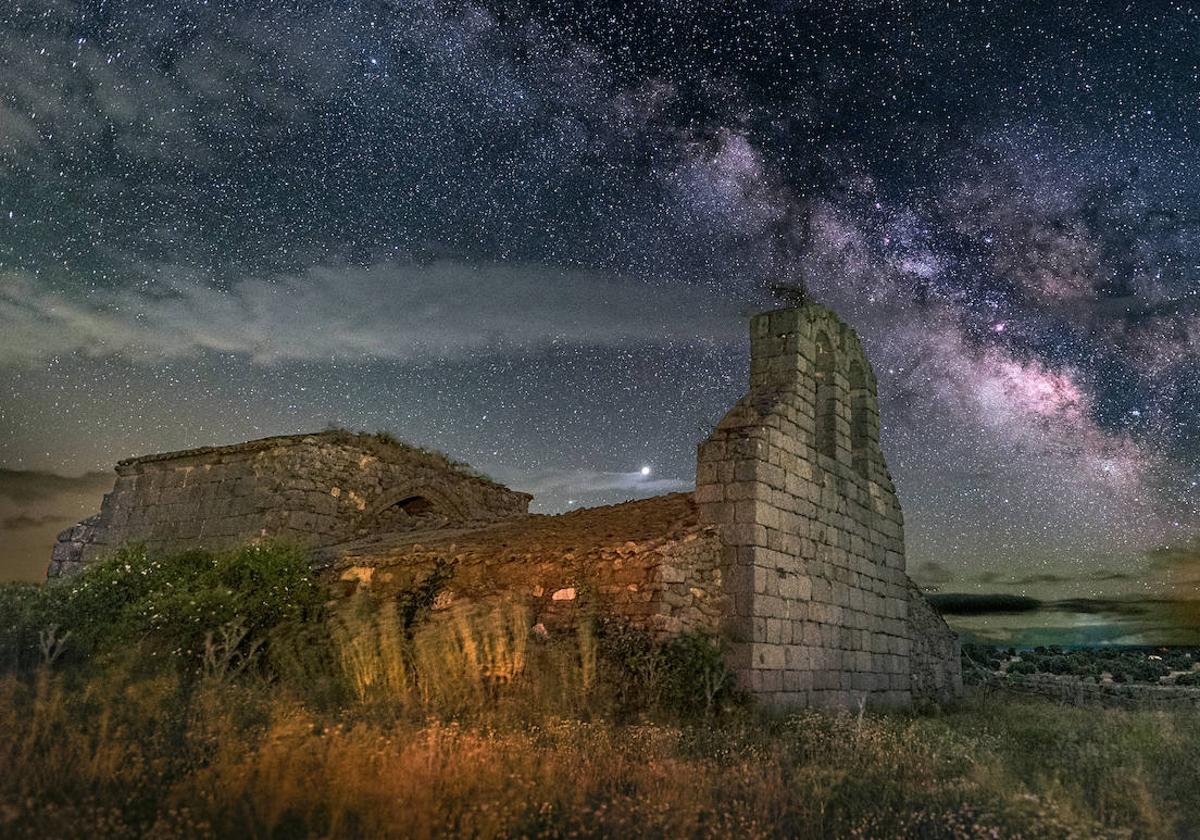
top-left (1163, 651), bottom-right (1194, 671)
top-left (0, 543), bottom-right (324, 677)
top-left (0, 582), bottom-right (69, 670)
top-left (594, 618), bottom-right (741, 716)
top-left (962, 645), bottom-right (1200, 686)
top-left (1045, 654), bottom-right (1070, 674)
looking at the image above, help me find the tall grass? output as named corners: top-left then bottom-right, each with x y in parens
top-left (328, 596), bottom-right (605, 721)
top-left (3, 666), bottom-right (1198, 838)
top-left (3, 546), bottom-right (1199, 837)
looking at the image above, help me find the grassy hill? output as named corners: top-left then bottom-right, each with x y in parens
top-left (2, 544), bottom-right (1199, 838)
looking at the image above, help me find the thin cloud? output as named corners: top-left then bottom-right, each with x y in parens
top-left (0, 469), bottom-right (113, 502)
top-left (0, 262), bottom-right (743, 367)
top-left (911, 561), bottom-right (955, 585)
top-left (2, 513), bottom-right (70, 530)
top-left (512, 467), bottom-right (692, 502)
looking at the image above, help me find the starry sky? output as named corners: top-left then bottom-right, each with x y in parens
top-left (2, 0), bottom-right (1200, 639)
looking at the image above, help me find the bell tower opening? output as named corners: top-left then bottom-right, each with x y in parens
top-left (814, 331), bottom-right (838, 459)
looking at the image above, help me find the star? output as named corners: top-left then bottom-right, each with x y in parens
top-left (0, 0), bottom-right (1196, 643)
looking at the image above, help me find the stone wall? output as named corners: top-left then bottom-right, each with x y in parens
top-left (330, 493), bottom-right (725, 638)
top-left (906, 579), bottom-right (963, 705)
top-left (982, 672), bottom-right (1200, 709)
top-left (49, 431), bottom-right (530, 577)
top-left (696, 302), bottom-right (959, 708)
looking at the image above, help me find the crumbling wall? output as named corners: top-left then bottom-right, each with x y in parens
top-left (332, 493), bottom-right (726, 638)
top-left (906, 579), bottom-right (963, 705)
top-left (49, 432), bottom-right (530, 577)
top-left (696, 303), bottom-right (941, 708)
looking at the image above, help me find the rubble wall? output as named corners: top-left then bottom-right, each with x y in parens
top-left (49, 432), bottom-right (530, 577)
top-left (332, 494), bottom-right (726, 638)
top-left (906, 579), bottom-right (963, 705)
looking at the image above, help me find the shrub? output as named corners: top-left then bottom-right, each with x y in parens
top-left (1045, 654), bottom-right (1070, 675)
top-left (396, 558), bottom-right (456, 628)
top-left (593, 618), bottom-right (741, 717)
top-left (0, 543), bottom-right (324, 677)
top-left (0, 583), bottom-right (69, 671)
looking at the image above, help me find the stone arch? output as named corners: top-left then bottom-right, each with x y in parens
top-left (391, 495), bottom-right (435, 516)
top-left (813, 330), bottom-right (838, 459)
top-left (362, 484), bottom-right (469, 532)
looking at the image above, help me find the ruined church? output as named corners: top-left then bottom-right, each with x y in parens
top-left (50, 301), bottom-right (962, 707)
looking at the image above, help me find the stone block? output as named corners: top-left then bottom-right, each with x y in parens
top-left (751, 645), bottom-right (787, 671)
top-left (721, 523), bottom-right (769, 547)
top-left (725, 480), bottom-right (760, 501)
top-left (698, 501), bottom-right (735, 524)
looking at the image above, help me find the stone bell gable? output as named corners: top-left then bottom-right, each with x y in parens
top-left (696, 302), bottom-right (957, 707)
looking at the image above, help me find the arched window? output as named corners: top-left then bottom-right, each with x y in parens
top-left (848, 359), bottom-right (870, 476)
top-left (393, 495), bottom-right (434, 516)
top-left (814, 331), bottom-right (837, 459)
top-left (361, 484), bottom-right (470, 536)
top-left (374, 494), bottom-right (441, 531)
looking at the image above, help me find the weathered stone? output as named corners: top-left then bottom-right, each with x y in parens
top-left (696, 301), bottom-right (961, 709)
top-left (47, 430), bottom-right (532, 576)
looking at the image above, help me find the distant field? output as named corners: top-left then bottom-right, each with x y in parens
top-left (931, 592), bottom-right (1200, 648)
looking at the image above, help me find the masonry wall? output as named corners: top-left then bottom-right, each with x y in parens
top-left (49, 432), bottom-right (530, 577)
top-left (332, 493), bottom-right (726, 639)
top-left (697, 303), bottom-right (954, 708)
top-left (906, 578), bottom-right (963, 705)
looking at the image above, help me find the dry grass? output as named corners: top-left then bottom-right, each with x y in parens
top-left (1, 602), bottom-right (1198, 838)
top-left (328, 598), bottom-right (601, 721)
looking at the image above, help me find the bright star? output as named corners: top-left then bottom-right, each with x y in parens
top-left (640, 465), bottom-right (651, 476)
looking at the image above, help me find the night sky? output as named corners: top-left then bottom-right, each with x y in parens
top-left (3, 1), bottom-right (1200, 640)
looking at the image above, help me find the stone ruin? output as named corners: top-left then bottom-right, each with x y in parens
top-left (49, 430), bottom-right (531, 577)
top-left (695, 303), bottom-right (958, 706)
top-left (51, 301), bottom-right (962, 707)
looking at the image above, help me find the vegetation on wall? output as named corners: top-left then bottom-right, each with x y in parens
top-left (321, 425), bottom-right (506, 488)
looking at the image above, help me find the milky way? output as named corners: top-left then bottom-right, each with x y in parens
top-left (2, 1), bottom-right (1200, 593)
